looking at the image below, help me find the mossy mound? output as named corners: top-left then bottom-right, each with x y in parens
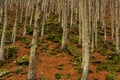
top-left (5, 46), bottom-right (19, 59)
top-left (106, 73), bottom-right (118, 80)
top-left (97, 61), bottom-right (120, 73)
top-left (16, 56), bottom-right (29, 65)
top-left (0, 69), bottom-right (10, 77)
top-left (69, 35), bottom-right (78, 44)
top-left (66, 45), bottom-right (81, 56)
top-left (47, 34), bottom-right (61, 43)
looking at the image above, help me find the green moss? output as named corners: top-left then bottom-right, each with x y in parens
top-left (24, 45), bottom-right (31, 49)
top-left (50, 48), bottom-right (56, 55)
top-left (66, 45), bottom-right (81, 56)
top-left (47, 34), bottom-right (61, 43)
top-left (57, 64), bottom-right (64, 70)
top-left (55, 73), bottom-right (62, 79)
top-left (5, 46), bottom-right (19, 59)
top-left (22, 38), bottom-right (31, 44)
top-left (15, 66), bottom-right (23, 74)
top-left (65, 74), bottom-right (70, 79)
top-left (91, 59), bottom-right (102, 65)
top-left (106, 74), bottom-right (118, 80)
top-left (6, 73), bottom-right (12, 78)
top-left (38, 40), bottom-right (43, 46)
top-left (16, 56), bottom-right (29, 65)
top-left (107, 53), bottom-right (120, 64)
top-left (40, 77), bottom-right (47, 80)
top-left (42, 45), bottom-right (48, 50)
top-left (27, 27), bottom-right (34, 34)
top-left (53, 36), bottom-right (61, 43)
top-left (69, 37), bottom-right (78, 44)
top-left (5, 30), bottom-right (12, 44)
top-left (0, 69), bottom-right (10, 77)
top-left (97, 61), bottom-right (120, 73)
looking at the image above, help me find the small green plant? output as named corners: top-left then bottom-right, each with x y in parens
top-left (22, 38), bottom-right (31, 44)
top-left (47, 34), bottom-right (61, 43)
top-left (5, 30), bottom-right (12, 44)
top-left (5, 46), bottom-right (19, 59)
top-left (42, 45), bottom-right (48, 50)
top-left (69, 37), bottom-right (78, 44)
top-left (55, 73), bottom-right (62, 79)
top-left (65, 74), bottom-right (70, 79)
top-left (15, 66), bottom-right (23, 74)
top-left (53, 37), bottom-right (61, 43)
top-left (57, 64), bottom-right (64, 70)
top-left (38, 40), bottom-right (43, 46)
top-left (27, 27), bottom-right (34, 34)
top-left (6, 73), bottom-right (12, 78)
top-left (50, 48), bottom-right (56, 55)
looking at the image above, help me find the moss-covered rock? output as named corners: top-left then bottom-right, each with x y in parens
top-left (0, 69), bottom-right (10, 77)
top-left (15, 66), bottom-right (23, 74)
top-left (16, 56), bottom-right (29, 65)
top-left (5, 46), bottom-right (19, 59)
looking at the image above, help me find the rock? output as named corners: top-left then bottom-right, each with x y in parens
top-left (0, 69), bottom-right (10, 77)
top-left (16, 55), bottom-right (29, 65)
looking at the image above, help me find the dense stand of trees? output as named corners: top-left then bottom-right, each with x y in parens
top-left (0, 0), bottom-right (120, 80)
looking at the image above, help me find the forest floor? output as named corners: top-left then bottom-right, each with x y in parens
top-left (0, 10), bottom-right (120, 80)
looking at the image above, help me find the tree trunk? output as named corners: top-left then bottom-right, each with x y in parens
top-left (0, 0), bottom-right (8, 61)
top-left (81, 0), bottom-right (90, 80)
top-left (27, 0), bottom-right (40, 79)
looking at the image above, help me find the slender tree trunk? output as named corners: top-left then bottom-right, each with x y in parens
top-left (22, 0), bottom-right (30, 37)
top-left (11, 0), bottom-right (18, 44)
top-left (81, 0), bottom-right (90, 80)
top-left (61, 0), bottom-right (67, 50)
top-left (30, 3), bottom-right (34, 27)
top-left (0, 1), bottom-right (3, 23)
top-left (27, 0), bottom-right (40, 80)
top-left (0, 0), bottom-right (8, 61)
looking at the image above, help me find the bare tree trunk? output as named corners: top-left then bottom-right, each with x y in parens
top-left (30, 3), bottom-right (34, 27)
top-left (20, 2), bottom-right (24, 23)
top-left (22, 0), bottom-right (30, 37)
top-left (81, 0), bottom-right (90, 80)
top-left (78, 0), bottom-right (82, 45)
top-left (61, 0), bottom-right (67, 50)
top-left (0, 0), bottom-right (8, 61)
top-left (27, 0), bottom-right (40, 80)
top-left (110, 0), bottom-right (115, 41)
top-left (11, 0), bottom-right (18, 44)
top-left (115, 0), bottom-right (119, 54)
top-left (70, 0), bottom-right (73, 28)
top-left (0, 1), bottom-right (3, 23)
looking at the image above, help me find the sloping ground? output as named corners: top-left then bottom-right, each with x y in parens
top-left (1, 39), bottom-right (80, 80)
top-left (0, 8), bottom-right (120, 80)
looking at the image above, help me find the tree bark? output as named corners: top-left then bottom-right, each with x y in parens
top-left (27, 0), bottom-right (40, 79)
